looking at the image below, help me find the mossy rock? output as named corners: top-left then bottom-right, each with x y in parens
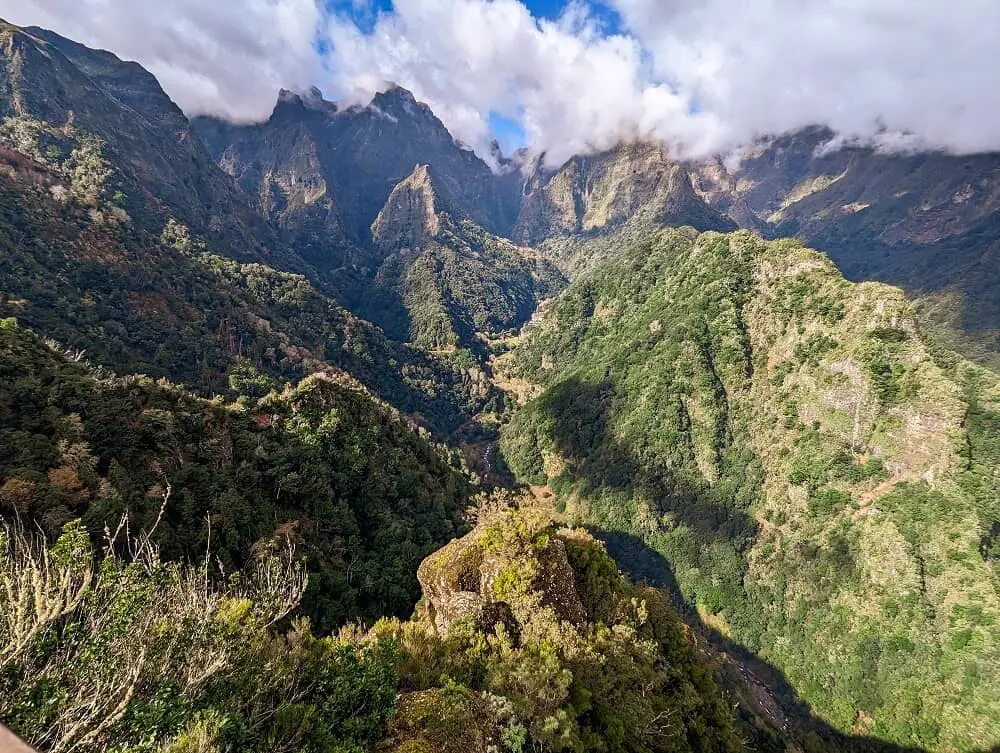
top-left (416, 512), bottom-right (589, 635)
top-left (376, 689), bottom-right (505, 753)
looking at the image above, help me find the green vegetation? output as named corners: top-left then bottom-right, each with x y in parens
top-left (0, 322), bottom-right (469, 630)
top-left (378, 217), bottom-right (564, 357)
top-left (4, 20), bottom-right (1000, 751)
top-left (379, 504), bottom-right (742, 752)
top-left (0, 155), bottom-right (497, 435)
top-left (500, 225), bottom-right (1000, 751)
top-left (0, 520), bottom-right (400, 753)
top-left (0, 502), bottom-right (743, 753)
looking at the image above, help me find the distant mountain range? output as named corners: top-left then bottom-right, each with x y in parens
top-left (190, 76), bottom-right (1000, 366)
top-left (1, 19), bottom-right (999, 753)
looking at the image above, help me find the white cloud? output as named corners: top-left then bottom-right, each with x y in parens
top-left (4, 0), bottom-right (324, 122)
top-left (5, 0), bottom-right (1000, 165)
top-left (323, 0), bottom-right (719, 165)
top-left (608, 0), bottom-right (1000, 158)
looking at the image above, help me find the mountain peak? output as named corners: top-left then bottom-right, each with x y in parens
top-left (370, 84), bottom-right (434, 121)
top-left (23, 25), bottom-right (190, 133)
top-left (513, 139), bottom-right (736, 246)
top-left (371, 164), bottom-right (440, 250)
top-left (272, 86), bottom-right (336, 118)
top-left (373, 83), bottom-right (417, 105)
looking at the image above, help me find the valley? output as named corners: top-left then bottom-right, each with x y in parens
top-left (0, 18), bottom-right (999, 753)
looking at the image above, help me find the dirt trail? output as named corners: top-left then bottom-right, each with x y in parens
top-left (754, 512), bottom-right (784, 551)
top-left (755, 513), bottom-right (777, 532)
top-left (851, 473), bottom-right (905, 519)
top-left (529, 484), bottom-right (553, 503)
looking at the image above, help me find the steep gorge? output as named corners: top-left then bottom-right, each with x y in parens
top-left (498, 223), bottom-right (1000, 750)
top-left (1, 17), bottom-right (1000, 753)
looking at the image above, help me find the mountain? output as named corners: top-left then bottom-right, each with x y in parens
top-left (0, 22), bottom-right (295, 267)
top-left (499, 221), bottom-right (1000, 750)
top-left (1, 492), bottom-right (748, 753)
top-left (192, 85), bottom-right (520, 261)
top-left (691, 128), bottom-right (1000, 365)
top-left (187, 71), bottom-right (1000, 368)
top-left (192, 87), bottom-right (561, 351)
top-left (0, 320), bottom-right (471, 631)
top-left (504, 131), bottom-right (1000, 369)
top-left (0, 145), bottom-right (497, 434)
top-left (370, 164), bottom-right (565, 354)
top-left (512, 141), bottom-right (736, 253)
top-left (3, 18), bottom-right (1000, 753)
top-left (0, 21), bottom-right (512, 436)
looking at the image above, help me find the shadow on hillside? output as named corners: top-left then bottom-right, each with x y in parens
top-left (514, 376), bottom-right (996, 753)
top-left (532, 376), bottom-right (758, 551)
top-left (597, 530), bottom-right (940, 753)
top-left (804, 217), bottom-right (1000, 346)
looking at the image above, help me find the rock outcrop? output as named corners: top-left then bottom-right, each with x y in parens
top-left (513, 141), bottom-right (736, 245)
top-left (416, 511), bottom-right (587, 637)
top-left (371, 164), bottom-right (440, 252)
top-left (385, 507), bottom-right (744, 753)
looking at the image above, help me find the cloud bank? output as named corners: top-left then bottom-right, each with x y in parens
top-left (4, 0), bottom-right (323, 121)
top-left (6, 0), bottom-right (1000, 166)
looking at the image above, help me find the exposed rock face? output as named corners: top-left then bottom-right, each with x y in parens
top-left (416, 514), bottom-right (588, 637)
top-left (0, 23), bottom-right (293, 267)
top-left (693, 126), bottom-right (1000, 252)
top-left (513, 141), bottom-right (736, 245)
top-left (192, 85), bottom-right (521, 267)
top-left (690, 127), bottom-right (1000, 363)
top-left (371, 164), bottom-right (440, 251)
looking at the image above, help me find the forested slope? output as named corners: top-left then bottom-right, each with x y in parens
top-left (0, 320), bottom-right (471, 629)
top-left (0, 144), bottom-right (498, 435)
top-left (0, 492), bottom-right (745, 753)
top-left (500, 224), bottom-right (1000, 750)
top-left (370, 164), bottom-right (565, 354)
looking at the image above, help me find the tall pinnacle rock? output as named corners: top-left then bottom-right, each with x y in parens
top-left (371, 164), bottom-right (441, 251)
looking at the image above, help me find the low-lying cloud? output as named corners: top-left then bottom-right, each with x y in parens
top-left (6, 0), bottom-right (1000, 167)
top-left (5, 0), bottom-right (323, 121)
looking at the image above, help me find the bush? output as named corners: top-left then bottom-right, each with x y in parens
top-left (807, 489), bottom-right (851, 516)
top-left (0, 519), bottom-right (399, 753)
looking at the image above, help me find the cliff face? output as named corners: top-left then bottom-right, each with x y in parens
top-left (364, 166), bottom-right (565, 354)
top-left (371, 164), bottom-right (441, 253)
top-left (500, 224), bottom-right (1000, 750)
top-left (690, 128), bottom-right (1000, 364)
top-left (692, 127), bottom-right (1000, 249)
top-left (512, 142), bottom-right (736, 246)
top-left (192, 85), bottom-right (521, 267)
top-left (0, 23), bottom-right (293, 267)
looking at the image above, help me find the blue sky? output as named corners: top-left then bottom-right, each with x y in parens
top-left (488, 111), bottom-right (527, 155)
top-left (325, 0), bottom-right (623, 154)
top-left (327, 0), bottom-right (621, 29)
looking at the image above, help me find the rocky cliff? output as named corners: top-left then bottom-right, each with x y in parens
top-left (0, 23), bottom-right (293, 267)
top-left (513, 141), bottom-right (736, 246)
top-left (193, 85), bottom-right (521, 264)
top-left (374, 506), bottom-right (743, 753)
top-left (690, 127), bottom-right (1000, 364)
top-left (371, 163), bottom-right (441, 252)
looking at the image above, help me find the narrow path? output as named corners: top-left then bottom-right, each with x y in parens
top-left (753, 511), bottom-right (784, 551)
top-left (851, 473), bottom-right (905, 519)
